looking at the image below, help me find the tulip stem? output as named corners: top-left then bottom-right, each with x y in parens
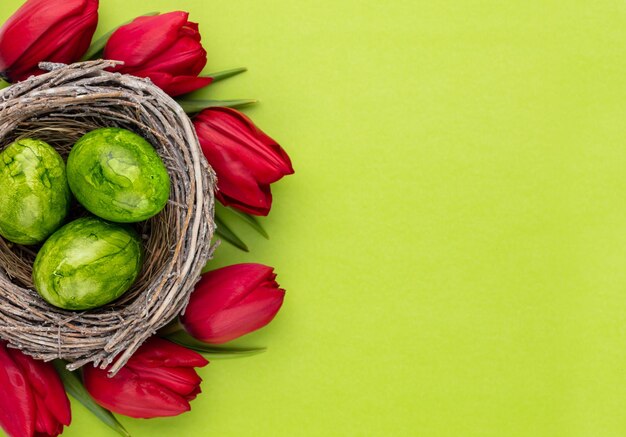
top-left (81, 12), bottom-right (160, 61)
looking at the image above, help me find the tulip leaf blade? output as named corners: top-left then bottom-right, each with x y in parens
top-left (207, 67), bottom-right (248, 82)
top-left (81, 12), bottom-right (160, 61)
top-left (0, 79), bottom-right (10, 89)
top-left (231, 210), bottom-right (269, 239)
top-left (53, 361), bottom-right (131, 437)
top-left (165, 331), bottom-right (267, 359)
top-left (216, 203), bottom-right (269, 239)
top-left (177, 98), bottom-right (258, 114)
top-left (215, 214), bottom-right (249, 252)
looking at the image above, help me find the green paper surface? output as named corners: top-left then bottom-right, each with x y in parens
top-left (2, 0), bottom-right (626, 436)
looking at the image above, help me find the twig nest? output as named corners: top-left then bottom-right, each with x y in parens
top-left (0, 60), bottom-right (216, 375)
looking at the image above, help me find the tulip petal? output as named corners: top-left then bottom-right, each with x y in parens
top-left (130, 338), bottom-right (209, 368)
top-left (0, 343), bottom-right (34, 437)
top-left (104, 11), bottom-right (189, 68)
top-left (33, 395), bottom-right (64, 437)
top-left (182, 264), bottom-right (286, 343)
top-left (0, 0), bottom-right (91, 72)
top-left (47, 23), bottom-right (98, 63)
top-left (197, 108), bottom-right (294, 182)
top-left (187, 264), bottom-right (276, 313)
top-left (84, 365), bottom-right (192, 419)
top-left (136, 36), bottom-right (207, 76)
top-left (0, 0), bottom-right (98, 81)
top-left (134, 366), bottom-right (203, 398)
top-left (9, 350), bottom-right (71, 430)
top-left (11, 11), bottom-right (98, 81)
top-left (196, 120), bottom-right (273, 210)
top-left (82, 12), bottom-right (160, 61)
top-left (195, 287), bottom-right (285, 344)
top-left (127, 70), bottom-right (211, 97)
top-left (152, 73), bottom-right (213, 97)
top-left (216, 185), bottom-right (273, 216)
top-left (84, 338), bottom-right (207, 418)
top-left (205, 142), bottom-right (274, 210)
top-left (101, 12), bottom-right (211, 97)
top-left (181, 21), bottom-right (200, 36)
top-left (14, 6), bottom-right (97, 79)
top-left (193, 108), bottom-right (294, 214)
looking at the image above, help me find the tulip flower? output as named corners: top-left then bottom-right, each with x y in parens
top-left (83, 337), bottom-right (208, 418)
top-left (193, 108), bottom-right (294, 216)
top-left (0, 341), bottom-right (71, 437)
top-left (181, 263), bottom-right (285, 344)
top-left (0, 0), bottom-right (98, 82)
top-left (103, 11), bottom-right (211, 97)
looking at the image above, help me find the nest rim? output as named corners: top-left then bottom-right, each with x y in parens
top-left (0, 60), bottom-right (216, 374)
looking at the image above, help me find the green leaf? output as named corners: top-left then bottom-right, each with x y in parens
top-left (215, 214), bottom-right (249, 252)
top-left (0, 79), bottom-right (9, 89)
top-left (177, 98), bottom-right (258, 114)
top-left (165, 331), bottom-right (267, 359)
top-left (207, 67), bottom-right (247, 82)
top-left (229, 209), bottom-right (269, 239)
top-left (216, 203), bottom-right (269, 239)
top-left (81, 12), bottom-right (159, 61)
top-left (53, 361), bottom-right (130, 437)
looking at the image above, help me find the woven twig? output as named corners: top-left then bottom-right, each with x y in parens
top-left (0, 60), bottom-right (216, 375)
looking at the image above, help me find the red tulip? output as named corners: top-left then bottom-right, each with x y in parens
top-left (194, 108), bottom-right (294, 216)
top-left (0, 341), bottom-right (71, 437)
top-left (83, 337), bottom-right (208, 418)
top-left (0, 0), bottom-right (98, 82)
top-left (103, 11), bottom-right (211, 97)
top-left (181, 264), bottom-right (285, 344)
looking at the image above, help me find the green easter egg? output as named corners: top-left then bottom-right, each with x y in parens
top-left (0, 139), bottom-right (70, 244)
top-left (67, 128), bottom-right (170, 223)
top-left (33, 217), bottom-right (144, 310)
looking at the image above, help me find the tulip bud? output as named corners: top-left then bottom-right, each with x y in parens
top-left (181, 263), bottom-right (286, 344)
top-left (0, 0), bottom-right (98, 82)
top-left (0, 342), bottom-right (71, 437)
top-left (193, 108), bottom-right (294, 216)
top-left (83, 337), bottom-right (208, 418)
top-left (103, 11), bottom-right (211, 97)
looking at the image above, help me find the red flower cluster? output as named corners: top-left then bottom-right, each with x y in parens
top-left (0, 0), bottom-right (292, 433)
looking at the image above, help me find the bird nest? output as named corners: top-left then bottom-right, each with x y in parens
top-left (0, 60), bottom-right (216, 375)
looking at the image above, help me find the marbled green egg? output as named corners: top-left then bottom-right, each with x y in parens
top-left (33, 217), bottom-right (144, 310)
top-left (67, 128), bottom-right (170, 223)
top-left (0, 139), bottom-right (70, 244)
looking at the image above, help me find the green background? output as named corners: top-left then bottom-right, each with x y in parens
top-left (2, 0), bottom-right (626, 436)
